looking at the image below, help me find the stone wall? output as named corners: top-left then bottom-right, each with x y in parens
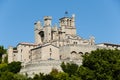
top-left (20, 60), bottom-right (82, 77)
top-left (59, 44), bottom-right (105, 60)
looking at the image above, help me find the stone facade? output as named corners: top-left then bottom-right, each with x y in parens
top-left (8, 43), bottom-right (37, 63)
top-left (7, 14), bottom-right (120, 77)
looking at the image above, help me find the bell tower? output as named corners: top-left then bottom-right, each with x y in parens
top-left (59, 14), bottom-right (76, 35)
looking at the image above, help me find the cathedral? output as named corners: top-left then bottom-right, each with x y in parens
top-left (7, 14), bottom-right (120, 77)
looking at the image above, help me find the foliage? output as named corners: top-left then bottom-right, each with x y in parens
top-left (0, 63), bottom-right (8, 72)
top-left (14, 74), bottom-right (28, 80)
top-left (7, 61), bottom-right (22, 73)
top-left (3, 54), bottom-right (8, 63)
top-left (77, 66), bottom-right (95, 80)
top-left (0, 71), bottom-right (28, 80)
top-left (42, 74), bottom-right (56, 80)
top-left (69, 75), bottom-right (82, 80)
top-left (33, 74), bottom-right (43, 80)
top-left (50, 68), bottom-right (59, 76)
top-left (61, 62), bottom-right (79, 76)
top-left (0, 46), bottom-right (7, 63)
top-left (32, 49), bottom-right (120, 80)
top-left (55, 72), bottom-right (69, 80)
top-left (80, 49), bottom-right (120, 80)
top-left (0, 45), bottom-right (120, 80)
top-left (33, 73), bottom-right (56, 80)
top-left (0, 71), bottom-right (14, 80)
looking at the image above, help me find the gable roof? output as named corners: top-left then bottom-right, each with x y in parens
top-left (31, 43), bottom-right (59, 51)
top-left (17, 42), bottom-right (37, 47)
top-left (97, 43), bottom-right (120, 47)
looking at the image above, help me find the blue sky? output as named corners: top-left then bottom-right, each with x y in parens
top-left (0, 0), bottom-right (120, 48)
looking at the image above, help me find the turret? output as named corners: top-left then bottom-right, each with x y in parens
top-left (8, 46), bottom-right (13, 63)
top-left (34, 21), bottom-right (42, 30)
top-left (52, 24), bottom-right (58, 40)
top-left (44, 16), bottom-right (52, 26)
top-left (44, 16), bottom-right (52, 42)
top-left (34, 21), bottom-right (43, 44)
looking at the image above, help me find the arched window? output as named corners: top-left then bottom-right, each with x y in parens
top-left (79, 52), bottom-right (83, 55)
top-left (71, 51), bottom-right (77, 60)
top-left (39, 31), bottom-right (44, 42)
top-left (71, 51), bottom-right (77, 54)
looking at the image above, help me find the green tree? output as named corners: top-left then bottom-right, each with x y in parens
top-left (0, 63), bottom-right (8, 72)
top-left (33, 73), bottom-right (56, 80)
top-left (3, 54), bottom-right (8, 63)
top-left (0, 46), bottom-right (7, 63)
top-left (0, 71), bottom-right (14, 80)
top-left (77, 66), bottom-right (95, 80)
top-left (50, 68), bottom-right (59, 76)
top-left (7, 61), bottom-right (22, 73)
top-left (78, 49), bottom-right (120, 80)
top-left (33, 74), bottom-right (42, 80)
top-left (55, 72), bottom-right (69, 80)
top-left (61, 62), bottom-right (78, 76)
top-left (42, 74), bottom-right (56, 80)
top-left (69, 75), bottom-right (82, 80)
top-left (14, 74), bottom-right (28, 80)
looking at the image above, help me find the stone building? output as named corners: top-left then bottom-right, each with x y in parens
top-left (7, 14), bottom-right (120, 77)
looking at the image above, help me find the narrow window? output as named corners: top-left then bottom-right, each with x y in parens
top-left (50, 48), bottom-right (52, 52)
top-left (21, 49), bottom-right (22, 52)
top-left (60, 55), bottom-right (62, 60)
top-left (74, 42), bottom-right (76, 44)
top-left (50, 53), bottom-right (52, 59)
top-left (76, 42), bottom-right (77, 44)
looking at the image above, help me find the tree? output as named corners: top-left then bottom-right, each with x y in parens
top-left (61, 62), bottom-right (79, 76)
top-left (50, 68), bottom-right (59, 76)
top-left (42, 74), bottom-right (56, 80)
top-left (7, 61), bottom-right (22, 73)
top-left (55, 72), bottom-right (69, 80)
top-left (0, 63), bottom-right (8, 72)
top-left (77, 66), bottom-right (95, 80)
top-left (0, 46), bottom-right (7, 63)
top-left (33, 73), bottom-right (56, 80)
top-left (0, 71), bottom-right (14, 80)
top-left (78, 49), bottom-right (120, 80)
top-left (3, 54), bottom-right (8, 63)
top-left (14, 74), bottom-right (28, 80)
top-left (33, 74), bottom-right (42, 80)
